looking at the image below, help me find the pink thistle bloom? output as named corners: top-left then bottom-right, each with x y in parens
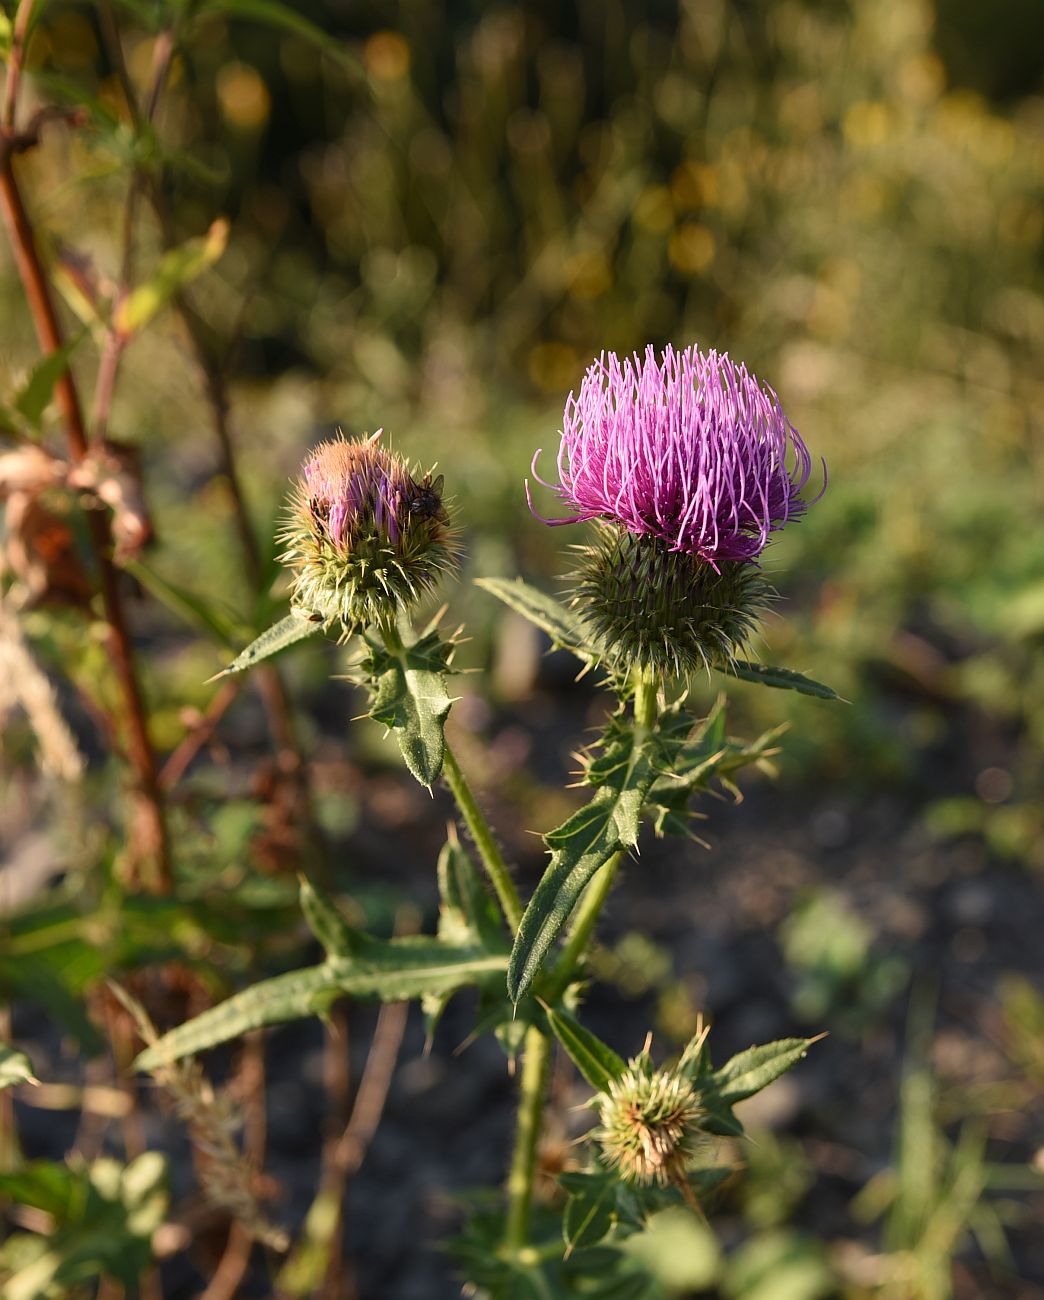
top-left (529, 345), bottom-right (821, 565)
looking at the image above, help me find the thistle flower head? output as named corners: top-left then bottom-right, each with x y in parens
top-left (596, 1056), bottom-right (704, 1188)
top-left (530, 344), bottom-right (823, 677)
top-left (281, 432), bottom-right (456, 631)
top-left (531, 344), bottom-right (817, 564)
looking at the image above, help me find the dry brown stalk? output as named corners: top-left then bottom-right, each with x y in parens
top-left (0, 596), bottom-right (84, 781)
top-left (199, 1032), bottom-right (270, 1300)
top-left (0, 0), bottom-right (170, 887)
top-left (110, 984), bottom-right (289, 1255)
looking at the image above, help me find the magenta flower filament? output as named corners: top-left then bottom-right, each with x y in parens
top-left (530, 345), bottom-right (819, 566)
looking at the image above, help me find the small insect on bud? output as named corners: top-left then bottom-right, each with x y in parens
top-left (596, 1057), bottom-right (705, 1189)
top-left (529, 345), bottom-right (824, 676)
top-left (280, 432), bottom-right (457, 631)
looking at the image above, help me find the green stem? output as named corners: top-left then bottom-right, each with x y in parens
top-left (504, 1023), bottom-right (551, 1252)
top-left (632, 666), bottom-right (659, 731)
top-left (442, 742), bottom-right (523, 931)
top-left (378, 619), bottom-right (522, 930)
top-left (543, 666), bottom-right (658, 1000)
top-left (502, 668), bottom-right (659, 1252)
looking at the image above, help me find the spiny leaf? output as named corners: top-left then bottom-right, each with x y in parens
top-left (361, 626), bottom-right (453, 787)
top-left (0, 1043), bottom-right (37, 1090)
top-left (476, 576), bottom-right (601, 664)
top-left (114, 220), bottom-right (229, 336)
top-left (508, 714), bottom-right (661, 1001)
top-left (211, 612), bottom-right (326, 678)
top-left (134, 939), bottom-right (507, 1069)
top-left (645, 699), bottom-right (785, 837)
top-left (705, 1036), bottom-right (820, 1106)
top-left (717, 659), bottom-right (841, 700)
top-left (545, 1006), bottom-right (626, 1094)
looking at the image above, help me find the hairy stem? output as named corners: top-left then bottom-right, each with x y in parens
top-left (442, 742), bottom-right (522, 931)
top-left (503, 1024), bottom-right (551, 1253)
top-left (543, 668), bottom-right (658, 1000)
top-left (502, 670), bottom-right (659, 1250)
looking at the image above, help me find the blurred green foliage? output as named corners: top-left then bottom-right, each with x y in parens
top-left (780, 889), bottom-right (909, 1035)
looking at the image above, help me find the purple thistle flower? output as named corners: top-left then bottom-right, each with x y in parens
top-left (529, 344), bottom-right (821, 565)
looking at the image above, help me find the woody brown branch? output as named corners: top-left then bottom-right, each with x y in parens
top-left (0, 140), bottom-right (172, 890)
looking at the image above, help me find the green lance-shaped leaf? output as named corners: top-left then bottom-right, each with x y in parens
top-left (14, 329), bottom-right (88, 430)
top-left (124, 558), bottom-right (242, 648)
top-left (210, 612), bottom-right (327, 679)
top-left (476, 576), bottom-right (601, 665)
top-left (361, 624), bottom-right (453, 787)
top-left (689, 1034), bottom-right (822, 1136)
top-left (645, 698), bottom-right (786, 837)
top-left (436, 837), bottom-right (507, 950)
top-left (508, 714), bottom-right (661, 1002)
top-left (134, 937), bottom-right (507, 1069)
top-left (561, 1171), bottom-right (618, 1253)
top-left (0, 1043), bottom-right (38, 1090)
top-left (703, 1036), bottom-right (821, 1106)
top-left (717, 659), bottom-right (841, 701)
top-left (299, 878), bottom-right (359, 959)
top-left (193, 0), bottom-right (364, 75)
top-left (545, 1006), bottom-right (626, 1094)
top-left (114, 219), bottom-right (229, 336)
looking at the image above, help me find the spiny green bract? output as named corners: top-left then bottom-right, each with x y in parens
top-left (571, 525), bottom-right (772, 679)
top-left (280, 433), bottom-right (458, 633)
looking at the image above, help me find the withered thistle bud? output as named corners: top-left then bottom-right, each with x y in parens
top-left (596, 1058), bottom-right (704, 1188)
top-left (280, 432), bottom-right (457, 631)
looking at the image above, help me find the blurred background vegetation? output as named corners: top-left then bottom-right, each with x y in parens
top-left (1, 0), bottom-right (1042, 1296)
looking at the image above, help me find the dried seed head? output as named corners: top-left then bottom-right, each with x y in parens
top-left (280, 432), bottom-right (457, 631)
top-left (596, 1060), bottom-right (704, 1187)
top-left (572, 525), bottom-right (773, 678)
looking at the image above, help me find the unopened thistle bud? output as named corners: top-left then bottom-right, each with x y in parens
top-left (529, 345), bottom-right (823, 676)
top-left (596, 1058), bottom-right (704, 1188)
top-left (281, 432), bottom-right (457, 631)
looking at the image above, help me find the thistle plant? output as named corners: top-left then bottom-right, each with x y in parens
top-left (132, 345), bottom-right (835, 1296)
